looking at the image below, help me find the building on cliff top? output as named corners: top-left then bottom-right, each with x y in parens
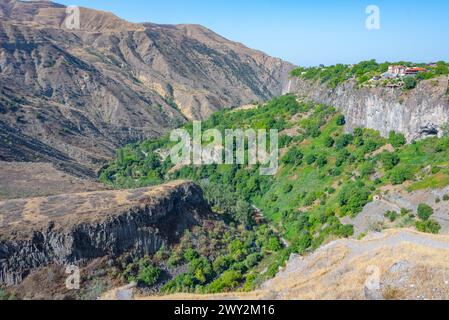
top-left (383, 65), bottom-right (428, 79)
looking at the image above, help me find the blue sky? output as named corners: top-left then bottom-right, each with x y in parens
top-left (57, 0), bottom-right (449, 66)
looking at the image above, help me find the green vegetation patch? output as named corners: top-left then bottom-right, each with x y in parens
top-left (291, 60), bottom-right (449, 89)
top-left (101, 94), bottom-right (449, 294)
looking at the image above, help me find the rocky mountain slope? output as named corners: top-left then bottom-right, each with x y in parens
top-left (0, 0), bottom-right (293, 179)
top-left (0, 180), bottom-right (211, 286)
top-left (285, 76), bottom-right (449, 141)
top-left (141, 229), bottom-right (449, 300)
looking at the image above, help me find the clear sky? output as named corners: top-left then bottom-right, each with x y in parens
top-left (56, 0), bottom-right (449, 66)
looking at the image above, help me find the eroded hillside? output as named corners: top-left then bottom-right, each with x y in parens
top-left (0, 0), bottom-right (293, 184)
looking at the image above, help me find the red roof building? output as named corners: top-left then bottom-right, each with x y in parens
top-left (405, 67), bottom-right (428, 75)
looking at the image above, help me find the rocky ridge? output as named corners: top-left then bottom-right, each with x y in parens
top-left (0, 180), bottom-right (211, 286)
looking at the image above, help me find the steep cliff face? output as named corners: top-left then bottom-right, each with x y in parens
top-left (0, 180), bottom-right (211, 286)
top-left (286, 76), bottom-right (449, 141)
top-left (0, 0), bottom-right (294, 178)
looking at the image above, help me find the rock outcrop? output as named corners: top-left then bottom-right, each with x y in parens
top-left (286, 76), bottom-right (449, 141)
top-left (0, 180), bottom-right (211, 286)
top-left (0, 0), bottom-right (294, 177)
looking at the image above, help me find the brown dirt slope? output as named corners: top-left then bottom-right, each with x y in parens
top-left (0, 161), bottom-right (107, 200)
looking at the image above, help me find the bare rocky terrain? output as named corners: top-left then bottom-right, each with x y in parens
top-left (0, 0), bottom-right (293, 188)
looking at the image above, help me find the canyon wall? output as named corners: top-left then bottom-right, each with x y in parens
top-left (286, 76), bottom-right (449, 141)
top-left (0, 180), bottom-right (211, 286)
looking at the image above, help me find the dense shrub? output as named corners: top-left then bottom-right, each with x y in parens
top-left (338, 182), bottom-right (370, 216)
top-left (384, 210), bottom-right (399, 222)
top-left (360, 162), bottom-right (375, 178)
top-left (207, 270), bottom-right (242, 293)
top-left (380, 152), bottom-right (400, 170)
top-left (292, 232), bottom-right (312, 254)
top-left (416, 219), bottom-right (441, 234)
top-left (336, 115), bottom-right (346, 126)
top-left (417, 203), bottom-right (434, 221)
top-left (282, 147), bottom-right (303, 166)
top-left (137, 263), bottom-right (161, 286)
top-left (403, 76), bottom-right (417, 89)
top-left (389, 166), bottom-right (413, 185)
top-left (388, 131), bottom-right (407, 148)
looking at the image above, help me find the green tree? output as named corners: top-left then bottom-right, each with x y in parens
top-left (388, 131), bottom-right (406, 148)
top-left (389, 166), bottom-right (413, 185)
top-left (416, 219), bottom-right (441, 234)
top-left (336, 115), bottom-right (346, 126)
top-left (266, 236), bottom-right (282, 252)
top-left (316, 155), bottom-right (328, 168)
top-left (324, 136), bottom-right (335, 148)
top-left (417, 203), bottom-right (434, 221)
top-left (338, 182), bottom-right (370, 216)
top-left (403, 76), bottom-right (417, 90)
top-left (136, 259), bottom-right (162, 286)
top-left (305, 153), bottom-right (317, 165)
top-left (207, 270), bottom-right (242, 293)
top-left (335, 134), bottom-right (353, 149)
top-left (381, 152), bottom-right (400, 170)
top-left (117, 148), bottom-right (125, 165)
top-left (281, 147), bottom-right (303, 166)
top-left (183, 249), bottom-right (199, 262)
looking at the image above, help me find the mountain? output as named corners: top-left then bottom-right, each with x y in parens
top-left (0, 0), bottom-right (294, 180)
